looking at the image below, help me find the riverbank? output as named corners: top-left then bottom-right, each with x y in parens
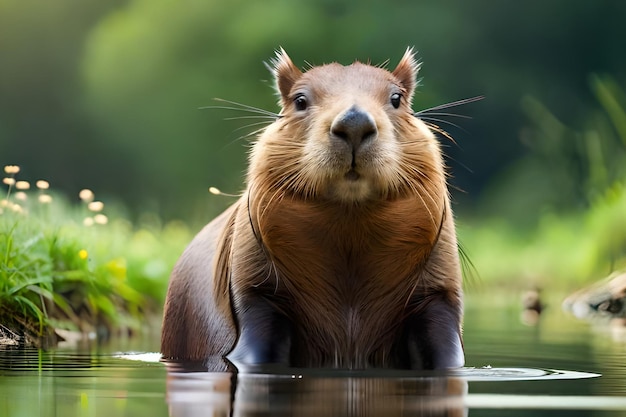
top-left (0, 165), bottom-right (191, 347)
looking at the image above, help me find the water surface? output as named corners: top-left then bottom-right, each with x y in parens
top-left (1, 292), bottom-right (625, 416)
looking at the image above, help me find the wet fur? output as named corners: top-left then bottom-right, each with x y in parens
top-left (161, 48), bottom-right (464, 369)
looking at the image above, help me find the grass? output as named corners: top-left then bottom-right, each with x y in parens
top-left (0, 167), bottom-right (192, 346)
top-left (460, 75), bottom-right (626, 294)
top-left (460, 180), bottom-right (626, 293)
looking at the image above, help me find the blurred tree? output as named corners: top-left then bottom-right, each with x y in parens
top-left (477, 76), bottom-right (626, 225)
top-left (2, 0), bottom-right (625, 221)
top-left (0, 0), bottom-right (127, 201)
top-left (81, 0), bottom-right (332, 219)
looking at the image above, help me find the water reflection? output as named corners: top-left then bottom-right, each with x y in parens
top-left (166, 365), bottom-right (468, 417)
top-left (0, 347), bottom-right (610, 417)
top-left (163, 360), bottom-right (604, 417)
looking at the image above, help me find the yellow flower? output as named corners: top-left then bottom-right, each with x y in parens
top-left (94, 214), bottom-right (108, 225)
top-left (208, 186), bottom-right (237, 197)
top-left (36, 180), bottom-right (50, 190)
top-left (3, 178), bottom-right (15, 186)
top-left (87, 201), bottom-right (104, 212)
top-left (106, 258), bottom-right (127, 280)
top-left (3, 165), bottom-right (20, 175)
top-left (78, 249), bottom-right (89, 260)
top-left (14, 192), bottom-right (27, 201)
top-left (79, 189), bottom-right (94, 203)
top-left (15, 181), bottom-right (30, 190)
top-left (38, 194), bottom-right (52, 204)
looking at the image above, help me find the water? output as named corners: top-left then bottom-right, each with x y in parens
top-left (1, 291), bottom-right (626, 416)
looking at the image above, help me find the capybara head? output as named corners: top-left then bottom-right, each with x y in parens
top-left (248, 48), bottom-right (445, 207)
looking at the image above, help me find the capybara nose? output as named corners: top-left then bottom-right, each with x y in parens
top-left (331, 106), bottom-right (377, 150)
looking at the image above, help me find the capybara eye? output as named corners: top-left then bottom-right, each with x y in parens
top-left (390, 93), bottom-right (402, 109)
top-left (294, 94), bottom-right (308, 111)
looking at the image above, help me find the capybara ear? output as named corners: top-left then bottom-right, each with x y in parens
top-left (392, 47), bottom-right (421, 103)
top-left (269, 47), bottom-right (303, 107)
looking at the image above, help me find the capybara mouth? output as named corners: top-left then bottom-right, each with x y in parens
top-left (344, 169), bottom-right (360, 181)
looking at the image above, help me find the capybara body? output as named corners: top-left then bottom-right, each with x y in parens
top-left (161, 48), bottom-right (464, 370)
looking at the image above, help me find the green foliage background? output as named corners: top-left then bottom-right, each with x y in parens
top-left (2, 0), bottom-right (625, 221)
